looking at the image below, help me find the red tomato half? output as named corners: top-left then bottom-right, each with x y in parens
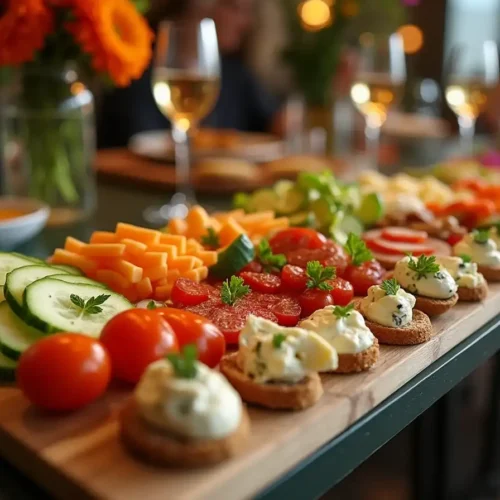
top-left (327, 277), bottom-right (354, 305)
top-left (272, 296), bottom-right (301, 326)
top-left (239, 260), bottom-right (263, 274)
top-left (344, 260), bottom-right (385, 296)
top-left (171, 278), bottom-right (214, 306)
top-left (240, 272), bottom-right (282, 293)
top-left (299, 289), bottom-right (333, 318)
top-left (269, 228), bottom-right (327, 254)
top-left (286, 244), bottom-right (348, 276)
top-left (280, 264), bottom-right (308, 292)
top-left (100, 309), bottom-right (179, 384)
top-left (156, 308), bottom-right (226, 368)
top-left (17, 334), bottom-right (111, 411)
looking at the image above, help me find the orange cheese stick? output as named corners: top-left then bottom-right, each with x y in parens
top-left (64, 237), bottom-right (87, 254)
top-left (166, 269), bottom-right (180, 280)
top-left (250, 217), bottom-right (289, 236)
top-left (136, 277), bottom-right (153, 300)
top-left (120, 238), bottom-right (148, 257)
top-left (159, 234), bottom-right (187, 254)
top-left (238, 211), bottom-right (275, 230)
top-left (142, 265), bottom-right (168, 281)
top-left (95, 269), bottom-right (129, 290)
top-left (185, 205), bottom-right (211, 239)
top-left (148, 244), bottom-right (178, 260)
top-left (51, 249), bottom-right (97, 274)
top-left (116, 223), bottom-right (160, 246)
top-left (218, 218), bottom-right (245, 247)
top-left (166, 218), bottom-right (188, 236)
top-left (135, 252), bottom-right (167, 268)
top-left (186, 238), bottom-right (203, 253)
top-left (81, 243), bottom-right (126, 258)
top-left (154, 284), bottom-right (173, 301)
top-left (193, 250), bottom-right (217, 266)
top-left (182, 267), bottom-right (209, 281)
top-left (106, 259), bottom-right (143, 284)
top-left (89, 231), bottom-right (118, 244)
top-left (212, 209), bottom-right (245, 224)
top-left (169, 256), bottom-right (202, 272)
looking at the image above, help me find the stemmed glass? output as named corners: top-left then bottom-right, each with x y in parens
top-left (350, 33), bottom-right (406, 170)
top-left (445, 41), bottom-right (499, 157)
top-left (144, 19), bottom-right (220, 224)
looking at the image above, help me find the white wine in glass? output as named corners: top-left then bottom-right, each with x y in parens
top-left (445, 41), bottom-right (499, 156)
top-left (144, 19), bottom-right (220, 224)
top-left (350, 33), bottom-right (406, 170)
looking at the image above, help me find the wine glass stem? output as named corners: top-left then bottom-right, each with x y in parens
top-left (172, 125), bottom-right (195, 203)
top-left (365, 121), bottom-right (381, 171)
top-left (458, 116), bottom-right (476, 157)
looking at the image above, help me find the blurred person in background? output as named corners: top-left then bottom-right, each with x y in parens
top-left (97, 0), bottom-right (282, 148)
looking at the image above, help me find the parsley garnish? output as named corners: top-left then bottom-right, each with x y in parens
top-left (473, 228), bottom-right (490, 244)
top-left (257, 239), bottom-right (287, 272)
top-left (407, 255), bottom-right (440, 279)
top-left (147, 300), bottom-right (157, 310)
top-left (333, 303), bottom-right (355, 319)
top-left (381, 278), bottom-right (400, 296)
top-left (272, 333), bottom-right (287, 348)
top-left (167, 345), bottom-right (198, 379)
top-left (459, 254), bottom-right (472, 263)
top-left (201, 227), bottom-right (220, 249)
top-left (306, 261), bottom-right (336, 291)
top-left (70, 294), bottom-right (110, 315)
top-left (344, 233), bottom-right (373, 267)
top-left (221, 275), bottom-right (250, 305)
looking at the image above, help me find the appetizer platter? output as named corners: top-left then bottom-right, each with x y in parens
top-left (1, 169), bottom-right (500, 500)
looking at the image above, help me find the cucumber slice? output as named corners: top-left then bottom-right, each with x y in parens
top-left (0, 252), bottom-right (36, 286)
top-left (209, 234), bottom-right (254, 279)
top-left (233, 192), bottom-right (250, 211)
top-left (24, 279), bottom-right (132, 336)
top-left (51, 264), bottom-right (84, 276)
top-left (355, 192), bottom-right (384, 225)
top-left (12, 253), bottom-right (47, 266)
top-left (311, 198), bottom-right (335, 227)
top-left (289, 212), bottom-right (316, 228)
top-left (0, 302), bottom-right (43, 360)
top-left (5, 265), bottom-right (70, 317)
top-left (0, 287), bottom-right (4, 302)
top-left (275, 188), bottom-right (305, 215)
top-left (273, 180), bottom-right (295, 197)
top-left (0, 351), bottom-right (16, 383)
top-left (50, 274), bottom-right (108, 287)
top-left (247, 189), bottom-right (278, 213)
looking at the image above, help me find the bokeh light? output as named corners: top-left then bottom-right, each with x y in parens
top-left (397, 24), bottom-right (424, 54)
top-left (298, 0), bottom-right (333, 31)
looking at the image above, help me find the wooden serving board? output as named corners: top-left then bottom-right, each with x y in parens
top-left (1, 286), bottom-right (500, 500)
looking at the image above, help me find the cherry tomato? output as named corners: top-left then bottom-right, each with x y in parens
top-left (240, 272), bottom-right (282, 294)
top-left (286, 244), bottom-right (348, 276)
top-left (280, 264), bottom-right (308, 292)
top-left (171, 278), bottom-right (213, 306)
top-left (447, 233), bottom-right (464, 247)
top-left (343, 260), bottom-right (385, 296)
top-left (269, 228), bottom-right (327, 254)
top-left (100, 309), bottom-right (179, 384)
top-left (156, 308), bottom-right (225, 367)
top-left (299, 289), bottom-right (333, 318)
top-left (17, 334), bottom-right (111, 411)
top-left (239, 260), bottom-right (263, 274)
top-left (327, 277), bottom-right (354, 305)
top-left (272, 296), bottom-right (301, 326)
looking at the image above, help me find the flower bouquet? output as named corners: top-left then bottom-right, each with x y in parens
top-left (0, 0), bottom-right (153, 225)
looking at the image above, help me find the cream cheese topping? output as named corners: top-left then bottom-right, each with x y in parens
top-left (385, 194), bottom-right (427, 217)
top-left (394, 256), bottom-right (457, 299)
top-left (239, 315), bottom-right (338, 384)
top-left (135, 359), bottom-right (242, 440)
top-left (359, 285), bottom-right (416, 328)
top-left (454, 232), bottom-right (500, 268)
top-left (436, 256), bottom-right (485, 289)
top-left (299, 305), bottom-right (375, 354)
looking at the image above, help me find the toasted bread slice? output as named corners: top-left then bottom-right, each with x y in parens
top-left (457, 280), bottom-right (488, 302)
top-left (478, 265), bottom-right (500, 283)
top-left (119, 398), bottom-right (249, 467)
top-left (219, 352), bottom-right (323, 410)
top-left (333, 339), bottom-right (379, 373)
top-left (362, 309), bottom-right (433, 345)
top-left (412, 293), bottom-right (458, 317)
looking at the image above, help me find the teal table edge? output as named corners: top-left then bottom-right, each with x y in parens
top-left (255, 314), bottom-right (500, 500)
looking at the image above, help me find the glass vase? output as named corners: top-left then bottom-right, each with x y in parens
top-left (0, 66), bottom-right (97, 226)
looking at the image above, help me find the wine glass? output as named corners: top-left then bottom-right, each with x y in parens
top-left (144, 19), bottom-right (221, 224)
top-left (349, 33), bottom-right (406, 170)
top-left (445, 41), bottom-right (499, 157)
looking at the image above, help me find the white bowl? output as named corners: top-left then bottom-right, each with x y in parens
top-left (0, 197), bottom-right (50, 251)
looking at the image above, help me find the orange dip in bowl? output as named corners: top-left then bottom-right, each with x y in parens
top-left (0, 209), bottom-right (28, 222)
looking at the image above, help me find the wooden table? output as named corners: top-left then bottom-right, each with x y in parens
top-left (1, 181), bottom-right (500, 500)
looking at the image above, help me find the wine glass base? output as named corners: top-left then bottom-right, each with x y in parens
top-left (143, 193), bottom-right (193, 226)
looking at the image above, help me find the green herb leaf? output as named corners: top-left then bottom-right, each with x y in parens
top-left (473, 228), bottom-right (490, 244)
top-left (459, 254), bottom-right (472, 263)
top-left (333, 303), bottom-right (355, 319)
top-left (272, 333), bottom-right (287, 349)
top-left (344, 233), bottom-right (373, 266)
top-left (381, 278), bottom-right (400, 296)
top-left (257, 239), bottom-right (287, 272)
top-left (201, 227), bottom-right (220, 249)
top-left (167, 344), bottom-right (198, 379)
top-left (306, 260), bottom-right (335, 291)
top-left (70, 294), bottom-right (110, 315)
top-left (221, 275), bottom-right (250, 306)
top-left (147, 300), bottom-right (157, 310)
top-left (407, 255), bottom-right (440, 279)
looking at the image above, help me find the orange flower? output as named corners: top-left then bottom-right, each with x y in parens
top-left (68, 0), bottom-right (154, 87)
top-left (0, 0), bottom-right (53, 65)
